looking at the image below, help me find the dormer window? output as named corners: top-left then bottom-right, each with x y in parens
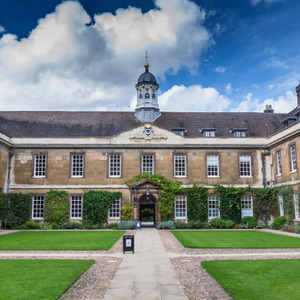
top-left (172, 128), bottom-right (186, 136)
top-left (232, 129), bottom-right (247, 137)
top-left (202, 129), bottom-right (217, 137)
top-left (281, 117), bottom-right (297, 128)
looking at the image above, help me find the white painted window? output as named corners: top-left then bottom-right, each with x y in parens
top-left (203, 130), bottom-right (216, 137)
top-left (109, 154), bottom-right (121, 177)
top-left (233, 131), bottom-right (247, 137)
top-left (70, 196), bottom-right (83, 219)
top-left (294, 194), bottom-right (300, 220)
top-left (208, 195), bottom-right (220, 218)
top-left (207, 154), bottom-right (219, 177)
top-left (108, 198), bottom-right (121, 219)
top-left (142, 154), bottom-right (154, 175)
top-left (276, 151), bottom-right (282, 176)
top-left (279, 195), bottom-right (284, 217)
top-left (32, 196), bottom-right (45, 219)
top-left (290, 145), bottom-right (297, 172)
top-left (33, 154), bottom-right (46, 178)
top-left (239, 155), bottom-right (252, 177)
top-left (175, 195), bottom-right (187, 219)
top-left (71, 154), bottom-right (84, 178)
top-left (174, 154), bottom-right (187, 177)
top-left (241, 195), bottom-right (253, 218)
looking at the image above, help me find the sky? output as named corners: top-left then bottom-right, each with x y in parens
top-left (0, 0), bottom-right (299, 113)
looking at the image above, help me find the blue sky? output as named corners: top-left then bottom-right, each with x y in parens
top-left (0, 0), bottom-right (299, 112)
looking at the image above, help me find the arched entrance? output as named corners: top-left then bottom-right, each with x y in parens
top-left (139, 194), bottom-right (156, 227)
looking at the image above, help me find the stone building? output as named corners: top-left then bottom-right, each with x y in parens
top-left (0, 61), bottom-right (300, 225)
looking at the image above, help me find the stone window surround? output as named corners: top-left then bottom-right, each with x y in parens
top-left (276, 150), bottom-right (282, 176)
top-left (32, 152), bottom-right (47, 178)
top-left (108, 197), bottom-right (121, 219)
top-left (70, 152), bottom-right (85, 178)
top-left (174, 195), bottom-right (187, 219)
top-left (206, 153), bottom-right (220, 178)
top-left (70, 195), bottom-right (83, 220)
top-left (108, 153), bottom-right (122, 178)
top-left (173, 153), bottom-right (187, 178)
top-left (141, 153), bottom-right (155, 175)
top-left (31, 195), bottom-right (45, 220)
top-left (239, 153), bottom-right (253, 178)
top-left (289, 143), bottom-right (297, 173)
top-left (208, 195), bottom-right (220, 219)
top-left (241, 195), bottom-right (253, 218)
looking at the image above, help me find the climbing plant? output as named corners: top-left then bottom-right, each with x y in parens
top-left (83, 190), bottom-right (122, 224)
top-left (45, 190), bottom-right (69, 225)
top-left (281, 185), bottom-right (293, 224)
top-left (187, 185), bottom-right (208, 222)
top-left (213, 185), bottom-right (245, 224)
top-left (252, 187), bottom-right (279, 225)
top-left (126, 173), bottom-right (184, 221)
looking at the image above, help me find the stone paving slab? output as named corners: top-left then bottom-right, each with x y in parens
top-left (103, 228), bottom-right (188, 300)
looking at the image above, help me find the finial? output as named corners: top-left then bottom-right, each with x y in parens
top-left (144, 50), bottom-right (149, 72)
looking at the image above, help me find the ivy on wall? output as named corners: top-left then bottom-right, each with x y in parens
top-left (83, 190), bottom-right (121, 224)
top-left (214, 185), bottom-right (245, 224)
top-left (187, 186), bottom-right (208, 222)
top-left (0, 193), bottom-right (31, 228)
top-left (44, 190), bottom-right (69, 225)
top-left (281, 185), bottom-right (293, 224)
top-left (126, 173), bottom-right (184, 221)
top-left (252, 187), bottom-right (280, 224)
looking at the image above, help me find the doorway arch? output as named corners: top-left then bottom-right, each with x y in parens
top-left (139, 194), bottom-right (156, 227)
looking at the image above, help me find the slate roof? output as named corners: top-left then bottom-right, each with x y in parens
top-left (0, 111), bottom-right (288, 138)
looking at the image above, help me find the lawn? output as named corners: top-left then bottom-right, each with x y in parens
top-left (171, 230), bottom-right (300, 248)
top-left (0, 231), bottom-right (125, 250)
top-left (0, 259), bottom-right (94, 300)
top-left (202, 259), bottom-right (300, 300)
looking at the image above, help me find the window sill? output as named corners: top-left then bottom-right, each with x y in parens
top-left (239, 176), bottom-right (253, 178)
top-left (290, 170), bottom-right (298, 174)
top-left (207, 176), bottom-right (220, 178)
top-left (275, 174), bottom-right (282, 177)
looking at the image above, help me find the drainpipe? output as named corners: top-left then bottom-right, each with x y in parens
top-left (6, 152), bottom-right (14, 194)
top-left (261, 151), bottom-right (271, 226)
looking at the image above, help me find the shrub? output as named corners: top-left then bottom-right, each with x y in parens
top-left (189, 221), bottom-right (208, 229)
top-left (294, 225), bottom-right (300, 234)
top-left (44, 190), bottom-right (69, 226)
top-left (157, 221), bottom-right (175, 230)
top-left (174, 221), bottom-right (189, 229)
top-left (210, 218), bottom-right (225, 229)
top-left (25, 221), bottom-right (40, 229)
top-left (51, 222), bottom-right (59, 229)
top-left (256, 222), bottom-right (264, 229)
top-left (106, 222), bottom-right (118, 229)
top-left (121, 205), bottom-right (133, 220)
top-left (271, 216), bottom-right (286, 230)
top-left (117, 220), bottom-right (135, 230)
top-left (40, 222), bottom-right (52, 230)
top-left (242, 216), bottom-right (257, 229)
top-left (60, 222), bottom-right (81, 229)
top-left (224, 220), bottom-right (235, 229)
top-left (287, 226), bottom-right (294, 232)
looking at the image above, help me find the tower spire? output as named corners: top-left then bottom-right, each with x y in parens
top-left (144, 50), bottom-right (149, 72)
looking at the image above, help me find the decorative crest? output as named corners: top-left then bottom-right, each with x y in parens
top-left (130, 125), bottom-right (167, 141)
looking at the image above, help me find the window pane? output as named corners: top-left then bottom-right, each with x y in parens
top-left (71, 154), bottom-right (84, 177)
top-left (276, 151), bottom-right (282, 175)
top-left (175, 195), bottom-right (187, 218)
top-left (108, 198), bottom-right (121, 218)
top-left (207, 154), bottom-right (219, 177)
top-left (208, 195), bottom-right (220, 218)
top-left (239, 155), bottom-right (251, 177)
top-left (241, 195), bottom-right (253, 218)
top-left (32, 196), bottom-right (44, 219)
top-left (70, 196), bottom-right (83, 219)
top-left (142, 155), bottom-right (154, 175)
top-left (34, 154), bottom-right (46, 177)
top-left (290, 145), bottom-right (297, 172)
top-left (109, 154), bottom-right (121, 177)
top-left (174, 155), bottom-right (186, 177)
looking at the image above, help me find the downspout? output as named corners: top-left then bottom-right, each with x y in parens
top-left (6, 152), bottom-right (14, 194)
top-left (261, 151), bottom-right (271, 226)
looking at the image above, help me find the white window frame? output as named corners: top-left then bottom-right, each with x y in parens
top-left (174, 154), bottom-right (187, 177)
top-left (32, 196), bottom-right (45, 220)
top-left (174, 195), bottom-right (187, 219)
top-left (241, 195), bottom-right (253, 218)
top-left (207, 154), bottom-right (219, 177)
top-left (279, 195), bottom-right (284, 217)
top-left (203, 130), bottom-right (216, 137)
top-left (71, 154), bottom-right (84, 178)
top-left (109, 154), bottom-right (122, 178)
top-left (208, 195), bottom-right (220, 219)
top-left (276, 151), bottom-right (282, 176)
top-left (70, 196), bottom-right (83, 219)
top-left (294, 194), bottom-right (300, 220)
top-left (33, 154), bottom-right (47, 178)
top-left (233, 131), bottom-right (247, 137)
top-left (290, 145), bottom-right (297, 172)
top-left (239, 155), bottom-right (252, 177)
top-left (108, 198), bottom-right (121, 219)
top-left (141, 154), bottom-right (154, 175)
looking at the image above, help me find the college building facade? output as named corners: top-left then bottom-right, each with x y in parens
top-left (0, 61), bottom-right (300, 225)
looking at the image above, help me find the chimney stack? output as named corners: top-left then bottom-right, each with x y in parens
top-left (264, 104), bottom-right (274, 113)
top-left (296, 81), bottom-right (300, 107)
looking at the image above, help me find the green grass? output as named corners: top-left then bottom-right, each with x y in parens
top-left (0, 259), bottom-right (94, 300)
top-left (0, 231), bottom-right (125, 250)
top-left (171, 230), bottom-right (300, 248)
top-left (202, 259), bottom-right (300, 300)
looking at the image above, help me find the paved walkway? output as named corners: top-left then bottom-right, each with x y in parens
top-left (103, 228), bottom-right (188, 300)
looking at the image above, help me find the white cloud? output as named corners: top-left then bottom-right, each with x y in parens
top-left (159, 84), bottom-right (230, 112)
top-left (250, 0), bottom-right (285, 6)
top-left (214, 66), bottom-right (226, 74)
top-left (0, 0), bottom-right (212, 111)
top-left (0, 25), bottom-right (4, 33)
top-left (232, 91), bottom-right (296, 113)
top-left (225, 83), bottom-right (233, 94)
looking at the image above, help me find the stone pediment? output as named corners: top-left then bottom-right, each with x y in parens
top-left (129, 178), bottom-right (163, 190)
